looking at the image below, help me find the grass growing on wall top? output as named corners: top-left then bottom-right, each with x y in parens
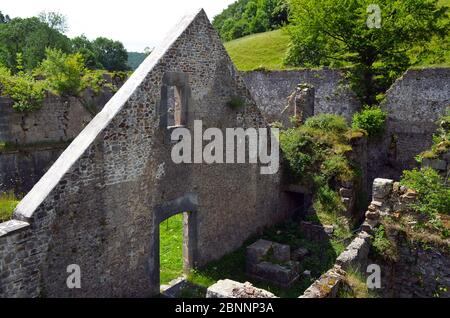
top-left (0, 191), bottom-right (19, 223)
top-left (160, 214), bottom-right (184, 285)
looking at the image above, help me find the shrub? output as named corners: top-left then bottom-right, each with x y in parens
top-left (352, 106), bottom-right (387, 137)
top-left (0, 65), bottom-right (46, 111)
top-left (304, 114), bottom-right (348, 134)
top-left (36, 48), bottom-right (86, 96)
top-left (372, 225), bottom-right (398, 262)
top-left (280, 114), bottom-right (354, 185)
top-left (400, 167), bottom-right (450, 216)
top-left (417, 109), bottom-right (450, 161)
top-left (81, 69), bottom-right (110, 94)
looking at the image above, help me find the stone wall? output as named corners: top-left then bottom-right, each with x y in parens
top-left (0, 92), bottom-right (114, 194)
top-left (0, 93), bottom-right (112, 145)
top-left (0, 146), bottom-right (66, 194)
top-left (0, 10), bottom-right (287, 298)
top-left (242, 69), bottom-right (360, 123)
top-left (368, 178), bottom-right (450, 298)
top-left (368, 68), bottom-right (450, 185)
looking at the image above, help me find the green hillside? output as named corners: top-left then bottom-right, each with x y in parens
top-left (224, 29), bottom-right (292, 71)
top-left (224, 0), bottom-right (449, 71)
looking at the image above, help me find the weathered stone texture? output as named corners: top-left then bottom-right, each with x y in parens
top-left (0, 10), bottom-right (286, 298)
top-left (300, 265), bottom-right (346, 298)
top-left (206, 279), bottom-right (276, 298)
top-left (367, 68), bottom-right (450, 188)
top-left (242, 69), bottom-right (360, 123)
top-left (0, 91), bottom-right (115, 194)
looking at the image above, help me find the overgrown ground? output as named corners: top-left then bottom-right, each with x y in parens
top-left (160, 214), bottom-right (184, 285)
top-left (159, 215), bottom-right (352, 297)
top-left (0, 191), bottom-right (19, 223)
top-left (187, 219), bottom-right (351, 298)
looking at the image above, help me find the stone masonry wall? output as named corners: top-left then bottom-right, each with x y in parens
top-left (0, 10), bottom-right (286, 298)
top-left (0, 91), bottom-right (115, 194)
top-left (0, 93), bottom-right (112, 145)
top-left (368, 68), bottom-right (450, 186)
top-left (368, 178), bottom-right (450, 298)
top-left (242, 69), bottom-right (361, 123)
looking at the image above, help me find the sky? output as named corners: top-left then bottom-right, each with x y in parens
top-left (1, 0), bottom-right (237, 52)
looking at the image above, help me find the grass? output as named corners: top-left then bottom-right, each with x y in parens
top-left (160, 214), bottom-right (184, 285)
top-left (187, 219), bottom-right (348, 298)
top-left (0, 191), bottom-right (19, 223)
top-left (224, 29), bottom-right (293, 71)
top-left (224, 1), bottom-right (450, 71)
top-left (338, 267), bottom-right (379, 298)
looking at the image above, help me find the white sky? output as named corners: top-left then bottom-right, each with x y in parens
top-left (0, 0), bottom-right (237, 52)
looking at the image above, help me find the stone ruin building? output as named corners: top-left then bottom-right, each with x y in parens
top-left (0, 9), bottom-right (449, 298)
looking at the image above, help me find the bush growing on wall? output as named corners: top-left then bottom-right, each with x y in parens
top-left (280, 114), bottom-right (356, 218)
top-left (418, 109), bottom-right (450, 161)
top-left (400, 167), bottom-right (450, 217)
top-left (35, 48), bottom-right (86, 96)
top-left (0, 64), bottom-right (46, 111)
top-left (351, 106), bottom-right (387, 137)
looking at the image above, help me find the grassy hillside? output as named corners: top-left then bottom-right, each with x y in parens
top-left (224, 29), bottom-right (292, 71)
top-left (224, 0), bottom-right (450, 71)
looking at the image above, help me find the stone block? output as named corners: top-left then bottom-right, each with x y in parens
top-left (206, 279), bottom-right (276, 298)
top-left (254, 261), bottom-right (299, 288)
top-left (430, 159), bottom-right (447, 171)
top-left (372, 178), bottom-right (394, 200)
top-left (273, 244), bottom-right (290, 263)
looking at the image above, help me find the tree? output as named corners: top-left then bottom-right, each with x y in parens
top-left (38, 11), bottom-right (68, 33)
top-left (285, 0), bottom-right (449, 105)
top-left (36, 48), bottom-right (86, 96)
top-left (92, 37), bottom-right (129, 71)
top-left (0, 17), bottom-right (71, 72)
top-left (71, 35), bottom-right (102, 69)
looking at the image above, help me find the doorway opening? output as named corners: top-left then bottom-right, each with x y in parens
top-left (153, 193), bottom-right (198, 294)
top-left (160, 213), bottom-right (184, 285)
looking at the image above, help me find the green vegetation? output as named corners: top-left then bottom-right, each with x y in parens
top-left (352, 106), bottom-right (387, 137)
top-left (279, 114), bottom-right (358, 254)
top-left (285, 0), bottom-right (449, 105)
top-left (338, 267), bottom-right (378, 298)
top-left (0, 48), bottom-right (122, 111)
top-left (224, 29), bottom-right (291, 71)
top-left (0, 191), bottom-right (19, 223)
top-left (400, 167), bottom-right (450, 229)
top-left (160, 214), bottom-right (184, 285)
top-left (36, 49), bottom-right (86, 96)
top-left (127, 52), bottom-right (148, 70)
top-left (188, 219), bottom-right (342, 298)
top-left (213, 0), bottom-right (289, 41)
top-left (280, 114), bottom-right (354, 185)
top-left (0, 63), bottom-right (46, 111)
top-left (371, 224), bottom-right (398, 262)
top-left (417, 109), bottom-right (450, 161)
top-left (0, 11), bottom-right (130, 73)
